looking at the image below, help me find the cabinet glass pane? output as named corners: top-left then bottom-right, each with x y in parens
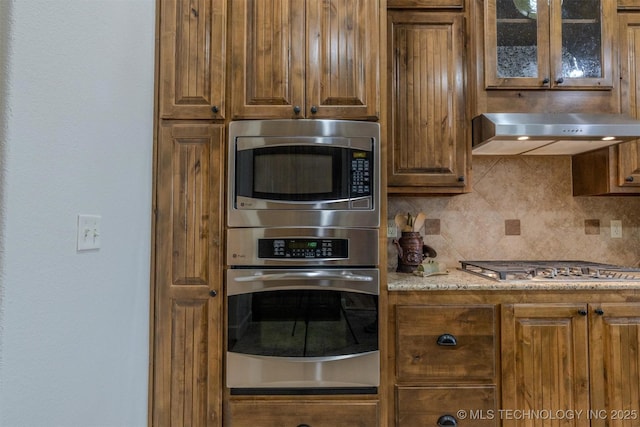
top-left (496, 0), bottom-right (539, 78)
top-left (560, 0), bottom-right (602, 79)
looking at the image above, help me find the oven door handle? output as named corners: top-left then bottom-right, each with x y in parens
top-left (233, 271), bottom-right (374, 282)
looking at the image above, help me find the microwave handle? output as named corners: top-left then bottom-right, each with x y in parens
top-left (234, 271), bottom-right (374, 282)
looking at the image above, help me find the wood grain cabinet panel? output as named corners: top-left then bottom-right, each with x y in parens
top-left (226, 400), bottom-right (379, 427)
top-left (151, 122), bottom-right (224, 427)
top-left (395, 305), bottom-right (496, 381)
top-left (483, 0), bottom-right (614, 90)
top-left (231, 0), bottom-right (379, 120)
top-left (619, 0), bottom-right (640, 9)
top-left (501, 304), bottom-right (591, 427)
top-left (503, 302), bottom-right (640, 427)
top-left (397, 386), bottom-right (497, 426)
top-left (387, 0), bottom-right (464, 8)
top-left (589, 303), bottom-right (640, 427)
top-left (572, 13), bottom-right (640, 195)
top-left (158, 0), bottom-right (226, 119)
top-left (618, 13), bottom-right (640, 188)
top-left (230, 0), bottom-right (305, 119)
top-left (387, 11), bottom-right (469, 193)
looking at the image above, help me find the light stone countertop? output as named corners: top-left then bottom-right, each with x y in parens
top-left (387, 269), bottom-right (640, 291)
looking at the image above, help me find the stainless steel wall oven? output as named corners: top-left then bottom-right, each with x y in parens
top-left (225, 120), bottom-right (381, 395)
top-left (226, 228), bottom-right (379, 395)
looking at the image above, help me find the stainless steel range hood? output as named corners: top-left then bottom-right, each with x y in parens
top-left (472, 113), bottom-right (640, 155)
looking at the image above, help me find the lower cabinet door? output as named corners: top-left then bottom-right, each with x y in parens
top-left (396, 386), bottom-right (497, 426)
top-left (227, 400), bottom-right (379, 427)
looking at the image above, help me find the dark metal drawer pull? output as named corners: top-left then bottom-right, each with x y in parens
top-left (437, 414), bottom-right (458, 426)
top-left (437, 334), bottom-right (457, 346)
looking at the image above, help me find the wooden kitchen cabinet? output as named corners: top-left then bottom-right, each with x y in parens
top-left (619, 0), bottom-right (640, 9)
top-left (158, 0), bottom-right (226, 119)
top-left (392, 304), bottom-right (498, 426)
top-left (389, 287), bottom-right (640, 427)
top-left (386, 11), bottom-right (470, 194)
top-left (395, 305), bottom-right (496, 381)
top-left (572, 12), bottom-right (640, 196)
top-left (589, 303), bottom-right (640, 427)
top-left (387, 0), bottom-right (464, 8)
top-left (502, 302), bottom-right (640, 427)
top-left (501, 303), bottom-right (591, 427)
top-left (397, 386), bottom-right (496, 426)
top-left (150, 122), bottom-right (224, 427)
top-left (484, 0), bottom-right (615, 90)
top-left (226, 400), bottom-right (379, 427)
top-left (230, 0), bottom-right (379, 120)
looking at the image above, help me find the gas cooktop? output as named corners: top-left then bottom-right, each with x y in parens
top-left (459, 260), bottom-right (640, 281)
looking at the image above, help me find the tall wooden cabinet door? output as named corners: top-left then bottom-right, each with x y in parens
top-left (501, 304), bottom-right (590, 427)
top-left (306, 0), bottom-right (380, 120)
top-left (618, 14), bottom-right (640, 188)
top-left (387, 12), bottom-right (468, 193)
top-left (159, 0), bottom-right (226, 119)
top-left (230, 0), bottom-right (305, 119)
top-left (152, 123), bottom-right (223, 427)
top-left (589, 303), bottom-right (640, 427)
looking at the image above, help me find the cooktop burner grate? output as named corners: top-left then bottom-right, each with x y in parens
top-left (459, 260), bottom-right (640, 281)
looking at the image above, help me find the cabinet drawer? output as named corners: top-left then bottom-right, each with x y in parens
top-left (396, 305), bottom-right (496, 380)
top-left (227, 400), bottom-right (379, 427)
top-left (387, 0), bottom-right (464, 7)
top-left (397, 386), bottom-right (497, 426)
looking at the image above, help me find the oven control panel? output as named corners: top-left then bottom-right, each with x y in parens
top-left (258, 238), bottom-right (348, 259)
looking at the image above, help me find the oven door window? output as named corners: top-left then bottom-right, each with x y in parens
top-left (228, 289), bottom-right (378, 357)
top-left (236, 145), bottom-right (349, 202)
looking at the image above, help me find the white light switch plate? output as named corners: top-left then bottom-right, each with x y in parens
top-left (77, 214), bottom-right (101, 251)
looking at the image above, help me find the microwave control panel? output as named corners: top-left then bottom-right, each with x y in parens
top-left (258, 238), bottom-right (348, 259)
top-left (350, 150), bottom-right (371, 197)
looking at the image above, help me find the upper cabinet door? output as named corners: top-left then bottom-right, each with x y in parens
top-left (231, 0), bottom-right (305, 119)
top-left (387, 11), bottom-right (469, 193)
top-left (159, 0), bottom-right (226, 119)
top-left (484, 0), bottom-right (614, 89)
top-left (306, 0), bottom-right (380, 120)
top-left (618, 13), bottom-right (640, 188)
top-left (232, 0), bottom-right (380, 120)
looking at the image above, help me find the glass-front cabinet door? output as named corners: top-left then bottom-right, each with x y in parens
top-left (484, 0), bottom-right (614, 89)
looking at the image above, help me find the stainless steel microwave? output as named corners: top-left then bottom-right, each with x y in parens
top-left (227, 120), bottom-right (380, 228)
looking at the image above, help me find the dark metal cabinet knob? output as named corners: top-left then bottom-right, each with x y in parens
top-left (542, 77), bottom-right (550, 85)
top-left (211, 105), bottom-right (219, 114)
top-left (625, 176), bottom-right (634, 183)
top-left (437, 334), bottom-right (458, 346)
top-left (555, 77), bottom-right (565, 84)
top-left (457, 176), bottom-right (465, 183)
top-left (310, 105), bottom-right (318, 114)
top-left (595, 308), bottom-right (604, 315)
top-left (209, 290), bottom-right (217, 297)
top-left (578, 309), bottom-right (587, 316)
top-left (437, 414), bottom-right (458, 426)
top-left (293, 105), bottom-right (301, 114)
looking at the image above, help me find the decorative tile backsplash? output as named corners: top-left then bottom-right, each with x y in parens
top-left (388, 156), bottom-right (640, 271)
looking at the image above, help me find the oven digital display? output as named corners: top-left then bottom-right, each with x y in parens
top-left (258, 238), bottom-right (348, 259)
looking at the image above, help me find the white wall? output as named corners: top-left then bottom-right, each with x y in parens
top-left (0, 1), bottom-right (155, 426)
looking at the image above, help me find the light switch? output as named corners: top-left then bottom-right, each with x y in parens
top-left (77, 214), bottom-right (101, 251)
